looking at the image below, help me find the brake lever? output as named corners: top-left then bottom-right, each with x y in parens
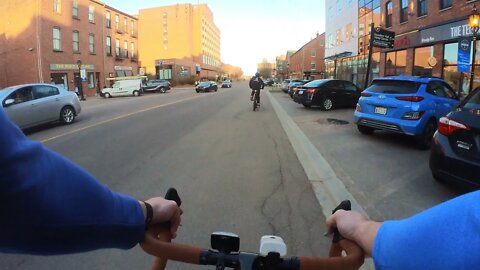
top-left (332, 200), bottom-right (351, 243)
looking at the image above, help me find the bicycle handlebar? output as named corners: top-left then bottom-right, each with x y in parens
top-left (142, 189), bottom-right (364, 270)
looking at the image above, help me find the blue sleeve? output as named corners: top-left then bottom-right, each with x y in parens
top-left (0, 108), bottom-right (145, 255)
top-left (372, 191), bottom-right (480, 270)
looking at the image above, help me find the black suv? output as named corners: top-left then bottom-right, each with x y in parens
top-left (141, 80), bottom-right (171, 93)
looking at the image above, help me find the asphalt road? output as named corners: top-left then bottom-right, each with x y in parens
top-left (2, 82), bottom-right (332, 269)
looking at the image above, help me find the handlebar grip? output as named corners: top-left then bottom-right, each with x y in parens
top-left (332, 200), bottom-right (351, 243)
top-left (165, 188), bottom-right (182, 206)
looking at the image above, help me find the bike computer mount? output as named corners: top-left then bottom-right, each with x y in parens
top-left (211, 232), bottom-right (240, 254)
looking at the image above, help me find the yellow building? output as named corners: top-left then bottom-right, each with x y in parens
top-left (138, 4), bottom-right (221, 83)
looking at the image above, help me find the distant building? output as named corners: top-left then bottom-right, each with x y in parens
top-left (275, 54), bottom-right (288, 80)
top-left (289, 33), bottom-right (325, 80)
top-left (138, 4), bottom-right (221, 83)
top-left (0, 0), bottom-right (139, 95)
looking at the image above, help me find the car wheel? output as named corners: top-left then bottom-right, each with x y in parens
top-left (158, 87), bottom-right (166, 93)
top-left (133, 90), bottom-right (140, 96)
top-left (415, 119), bottom-right (436, 150)
top-left (320, 97), bottom-right (334, 111)
top-left (357, 124), bottom-right (374, 135)
top-left (104, 92), bottom-right (111, 98)
top-left (60, 106), bottom-right (75, 125)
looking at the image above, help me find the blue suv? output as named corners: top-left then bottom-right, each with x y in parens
top-left (354, 75), bottom-right (460, 149)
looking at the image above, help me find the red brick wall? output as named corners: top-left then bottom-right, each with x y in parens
top-left (289, 33), bottom-right (326, 79)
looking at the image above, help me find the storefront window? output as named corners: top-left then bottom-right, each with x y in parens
top-left (443, 42), bottom-right (480, 96)
top-left (88, 72), bottom-right (95, 89)
top-left (385, 50), bottom-right (406, 76)
top-left (413, 46), bottom-right (434, 76)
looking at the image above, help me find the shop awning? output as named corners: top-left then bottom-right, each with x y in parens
top-left (324, 51), bottom-right (353, 61)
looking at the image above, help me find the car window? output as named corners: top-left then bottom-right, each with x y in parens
top-left (462, 90), bottom-right (480, 110)
top-left (368, 80), bottom-right (420, 94)
top-left (343, 81), bottom-right (358, 92)
top-left (34, 85), bottom-right (59, 99)
top-left (325, 81), bottom-right (342, 89)
top-left (304, 80), bottom-right (326, 87)
top-left (6, 87), bottom-right (34, 105)
top-left (439, 82), bottom-right (457, 99)
top-left (426, 82), bottom-right (446, 98)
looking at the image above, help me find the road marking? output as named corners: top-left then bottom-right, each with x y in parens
top-left (266, 91), bottom-right (374, 269)
top-left (41, 91), bottom-right (226, 143)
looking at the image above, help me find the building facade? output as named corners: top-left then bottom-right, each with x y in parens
top-left (324, 0), bottom-right (381, 89)
top-left (0, 0), bottom-right (138, 96)
top-left (138, 4), bottom-right (221, 83)
top-left (378, 0), bottom-right (479, 96)
top-left (289, 33), bottom-right (326, 80)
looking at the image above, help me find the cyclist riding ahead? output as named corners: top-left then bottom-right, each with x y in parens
top-left (249, 72), bottom-right (264, 103)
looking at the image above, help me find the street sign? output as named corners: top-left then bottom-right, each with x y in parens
top-left (372, 27), bottom-right (395, 48)
top-left (458, 37), bottom-right (472, 72)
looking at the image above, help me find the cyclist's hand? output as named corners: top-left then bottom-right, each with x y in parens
top-left (326, 210), bottom-right (380, 257)
top-left (145, 197), bottom-right (183, 238)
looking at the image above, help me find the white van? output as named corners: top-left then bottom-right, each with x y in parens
top-left (101, 79), bottom-right (142, 98)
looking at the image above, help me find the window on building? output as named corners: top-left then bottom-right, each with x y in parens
top-left (385, 50), bottom-right (407, 75)
top-left (116, 39), bottom-right (120, 57)
top-left (124, 40), bottom-right (128, 58)
top-left (400, 0), bottom-right (408, 23)
top-left (88, 5), bottom-right (95, 23)
top-left (106, 11), bottom-right (111, 28)
top-left (72, 0), bottom-right (78, 18)
top-left (115, 15), bottom-right (119, 31)
top-left (443, 42), bottom-right (480, 96)
top-left (130, 42), bottom-right (135, 58)
top-left (106, 36), bottom-right (112, 56)
top-left (385, 1), bottom-right (393, 28)
top-left (311, 49), bottom-right (316, 57)
top-left (440, 0), bottom-right (452, 10)
top-left (73, 31), bottom-right (80, 53)
top-left (87, 72), bottom-right (95, 89)
top-left (417, 0), bottom-right (427, 16)
top-left (311, 62), bottom-right (316, 70)
top-left (53, 0), bottom-right (61, 13)
top-left (413, 46), bottom-right (434, 76)
top-left (131, 20), bottom-right (135, 36)
top-left (89, 34), bottom-right (95, 54)
top-left (124, 17), bottom-right (128, 33)
top-left (53, 27), bottom-right (61, 51)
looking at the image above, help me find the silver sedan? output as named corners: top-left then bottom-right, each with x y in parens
top-left (0, 83), bottom-right (81, 129)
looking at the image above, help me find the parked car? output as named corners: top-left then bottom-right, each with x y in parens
top-left (281, 79), bottom-right (292, 92)
top-left (102, 79), bottom-right (142, 98)
top-left (221, 79), bottom-right (232, 88)
top-left (354, 75), bottom-right (460, 149)
top-left (293, 79), bottom-right (362, 110)
top-left (264, 79), bottom-right (274, 86)
top-left (430, 87), bottom-right (480, 187)
top-left (196, 81), bottom-right (218, 92)
top-left (141, 79), bottom-right (171, 93)
top-left (288, 80), bottom-right (310, 98)
top-left (0, 83), bottom-right (81, 129)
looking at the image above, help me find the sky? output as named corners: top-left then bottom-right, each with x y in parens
top-left (106, 0), bottom-right (326, 75)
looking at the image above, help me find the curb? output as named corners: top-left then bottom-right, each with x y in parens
top-left (266, 91), bottom-right (374, 270)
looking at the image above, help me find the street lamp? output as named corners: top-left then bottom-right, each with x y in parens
top-left (76, 60), bottom-right (86, 101)
top-left (469, 5), bottom-right (480, 94)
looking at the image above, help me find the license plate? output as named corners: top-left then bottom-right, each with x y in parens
top-left (299, 90), bottom-right (303, 94)
top-left (374, 106), bottom-right (387, 115)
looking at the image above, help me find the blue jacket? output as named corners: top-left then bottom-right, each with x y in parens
top-left (373, 190), bottom-right (480, 269)
top-left (0, 108), bottom-right (144, 255)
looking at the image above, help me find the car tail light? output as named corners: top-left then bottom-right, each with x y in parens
top-left (401, 111), bottom-right (425, 120)
top-left (438, 117), bottom-right (470, 136)
top-left (305, 88), bottom-right (317, 94)
top-left (395, 96), bottom-right (424, 102)
top-left (360, 92), bottom-right (372, 97)
top-left (356, 104), bottom-right (362, 112)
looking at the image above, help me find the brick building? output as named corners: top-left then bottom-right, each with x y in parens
top-left (0, 0), bottom-right (138, 96)
top-left (138, 4), bottom-right (221, 84)
top-left (378, 0), bottom-right (478, 96)
top-left (289, 33), bottom-right (326, 80)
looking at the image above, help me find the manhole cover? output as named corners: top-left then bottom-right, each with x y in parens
top-left (316, 118), bottom-right (349, 125)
